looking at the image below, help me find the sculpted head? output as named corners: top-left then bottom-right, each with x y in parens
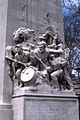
top-left (49, 54), bottom-right (55, 60)
top-left (45, 25), bottom-right (56, 38)
top-left (38, 41), bottom-right (46, 52)
top-left (13, 28), bottom-right (35, 43)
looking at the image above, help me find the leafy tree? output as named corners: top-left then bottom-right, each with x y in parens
top-left (62, 0), bottom-right (80, 77)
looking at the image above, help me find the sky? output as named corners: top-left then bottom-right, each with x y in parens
top-left (62, 0), bottom-right (79, 7)
top-left (72, 0), bottom-right (79, 4)
top-left (62, 0), bottom-right (79, 15)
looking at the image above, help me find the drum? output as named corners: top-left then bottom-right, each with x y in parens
top-left (21, 67), bottom-right (35, 82)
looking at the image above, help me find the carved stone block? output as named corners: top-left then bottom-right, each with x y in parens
top-left (12, 91), bottom-right (79, 120)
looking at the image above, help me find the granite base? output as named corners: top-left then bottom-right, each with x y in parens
top-left (12, 88), bottom-right (79, 120)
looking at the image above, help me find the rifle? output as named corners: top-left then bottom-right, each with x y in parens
top-left (6, 55), bottom-right (50, 71)
top-left (5, 56), bottom-right (26, 67)
top-left (34, 55), bottom-right (50, 71)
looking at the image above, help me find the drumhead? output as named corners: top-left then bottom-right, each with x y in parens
top-left (21, 67), bottom-right (35, 82)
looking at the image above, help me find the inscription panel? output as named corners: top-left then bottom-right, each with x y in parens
top-left (24, 98), bottom-right (79, 120)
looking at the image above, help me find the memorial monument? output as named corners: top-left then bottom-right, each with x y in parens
top-left (0, 0), bottom-right (79, 120)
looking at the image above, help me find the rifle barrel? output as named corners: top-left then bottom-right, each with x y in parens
top-left (5, 56), bottom-right (26, 67)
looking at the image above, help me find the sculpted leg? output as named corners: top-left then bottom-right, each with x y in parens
top-left (15, 69), bottom-right (23, 88)
top-left (50, 69), bottom-right (63, 90)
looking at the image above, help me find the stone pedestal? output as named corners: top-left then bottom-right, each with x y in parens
top-left (12, 89), bottom-right (79, 120)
